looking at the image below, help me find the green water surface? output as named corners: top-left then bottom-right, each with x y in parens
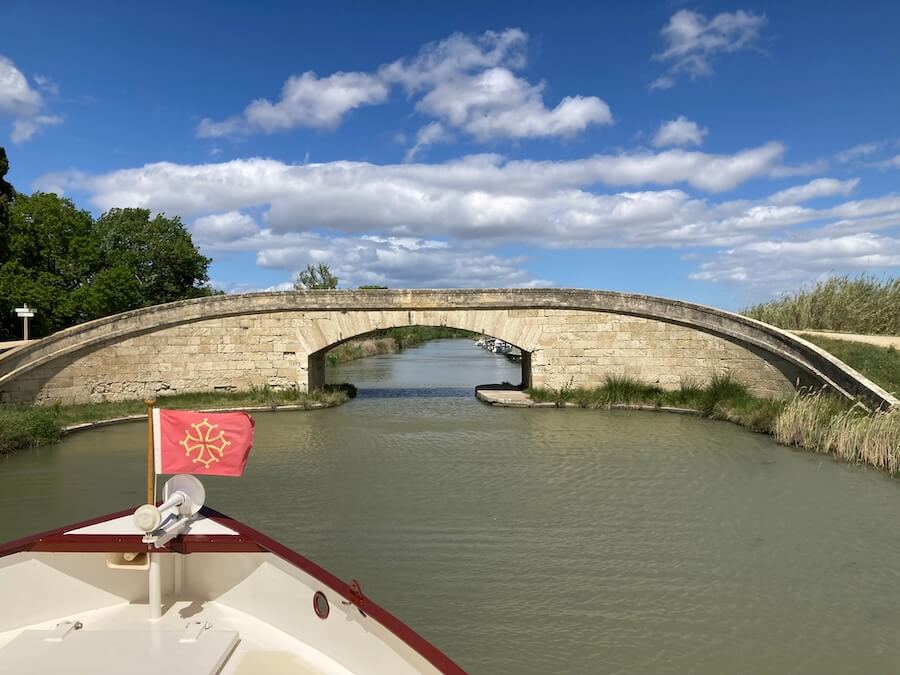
top-left (2, 339), bottom-right (899, 674)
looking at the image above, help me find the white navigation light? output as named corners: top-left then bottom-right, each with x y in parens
top-left (133, 504), bottom-right (162, 533)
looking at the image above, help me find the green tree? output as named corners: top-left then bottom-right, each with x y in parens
top-left (0, 148), bottom-right (13, 201)
top-left (0, 192), bottom-right (98, 338)
top-left (0, 147), bottom-right (15, 265)
top-left (94, 208), bottom-right (214, 307)
top-left (294, 263), bottom-right (339, 290)
top-left (0, 196), bottom-right (216, 340)
top-left (358, 284), bottom-right (388, 289)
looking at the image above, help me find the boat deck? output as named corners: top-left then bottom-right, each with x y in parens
top-left (0, 597), bottom-right (351, 675)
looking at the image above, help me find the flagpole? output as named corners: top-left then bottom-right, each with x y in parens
top-left (143, 398), bottom-right (163, 620)
top-left (145, 398), bottom-right (156, 504)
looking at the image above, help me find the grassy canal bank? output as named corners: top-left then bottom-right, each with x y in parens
top-left (729, 275), bottom-right (900, 473)
top-left (0, 385), bottom-right (355, 455)
top-left (528, 373), bottom-right (784, 432)
top-left (800, 334), bottom-right (900, 395)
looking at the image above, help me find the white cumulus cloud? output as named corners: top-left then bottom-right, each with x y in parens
top-left (652, 116), bottom-right (707, 147)
top-left (386, 29), bottom-right (611, 143)
top-left (200, 228), bottom-right (547, 289)
top-left (37, 146), bottom-right (900, 291)
top-left (37, 143), bottom-right (786, 236)
top-left (649, 76), bottom-right (676, 92)
top-left (652, 9), bottom-right (767, 89)
top-left (691, 233), bottom-right (900, 286)
top-left (198, 29), bottom-right (612, 146)
top-left (12, 114), bottom-right (63, 143)
top-left (380, 28), bottom-right (528, 91)
top-left (0, 55), bottom-right (41, 117)
top-left (835, 141), bottom-right (886, 164)
top-left (0, 54), bottom-right (63, 143)
top-left (197, 71), bottom-right (389, 137)
top-left (768, 177), bottom-right (860, 205)
top-left (417, 67), bottom-right (611, 141)
top-left (404, 122), bottom-right (452, 162)
top-left (191, 211), bottom-right (260, 243)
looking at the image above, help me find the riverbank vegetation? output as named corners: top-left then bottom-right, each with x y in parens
top-left (774, 392), bottom-right (900, 474)
top-left (528, 374), bottom-right (900, 476)
top-left (743, 275), bottom-right (900, 335)
top-left (326, 326), bottom-right (475, 365)
top-left (0, 407), bottom-right (60, 455)
top-left (0, 385), bottom-right (355, 455)
top-left (527, 374), bottom-right (787, 432)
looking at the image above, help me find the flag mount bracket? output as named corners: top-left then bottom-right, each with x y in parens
top-left (133, 474), bottom-right (206, 547)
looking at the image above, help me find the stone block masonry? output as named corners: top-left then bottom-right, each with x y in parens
top-left (0, 289), bottom-right (894, 409)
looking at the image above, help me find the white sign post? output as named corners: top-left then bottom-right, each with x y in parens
top-left (14, 304), bottom-right (35, 341)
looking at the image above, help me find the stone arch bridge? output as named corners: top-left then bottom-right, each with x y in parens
top-left (0, 289), bottom-right (895, 409)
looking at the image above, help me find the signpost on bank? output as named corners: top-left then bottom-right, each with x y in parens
top-left (14, 304), bottom-right (35, 341)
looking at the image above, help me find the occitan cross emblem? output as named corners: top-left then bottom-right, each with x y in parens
top-left (180, 418), bottom-right (231, 468)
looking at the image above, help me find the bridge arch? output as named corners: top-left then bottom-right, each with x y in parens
top-left (0, 289), bottom-right (894, 409)
top-left (308, 319), bottom-right (533, 391)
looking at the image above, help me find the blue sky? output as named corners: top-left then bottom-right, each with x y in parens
top-left (1, 1), bottom-right (899, 310)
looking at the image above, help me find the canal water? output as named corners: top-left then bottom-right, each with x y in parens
top-left (2, 338), bottom-right (900, 673)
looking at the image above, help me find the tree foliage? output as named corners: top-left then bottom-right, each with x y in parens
top-left (293, 263), bottom-right (339, 290)
top-left (0, 192), bottom-right (97, 338)
top-left (94, 208), bottom-right (215, 307)
top-left (0, 176), bottom-right (217, 340)
top-left (0, 147), bottom-right (15, 264)
top-left (358, 284), bottom-right (388, 289)
top-left (0, 148), bottom-right (13, 201)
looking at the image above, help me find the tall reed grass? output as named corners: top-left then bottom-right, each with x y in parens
top-left (743, 275), bottom-right (900, 335)
top-left (775, 391), bottom-right (900, 474)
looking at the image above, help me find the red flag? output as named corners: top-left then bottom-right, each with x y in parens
top-left (152, 409), bottom-right (254, 476)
